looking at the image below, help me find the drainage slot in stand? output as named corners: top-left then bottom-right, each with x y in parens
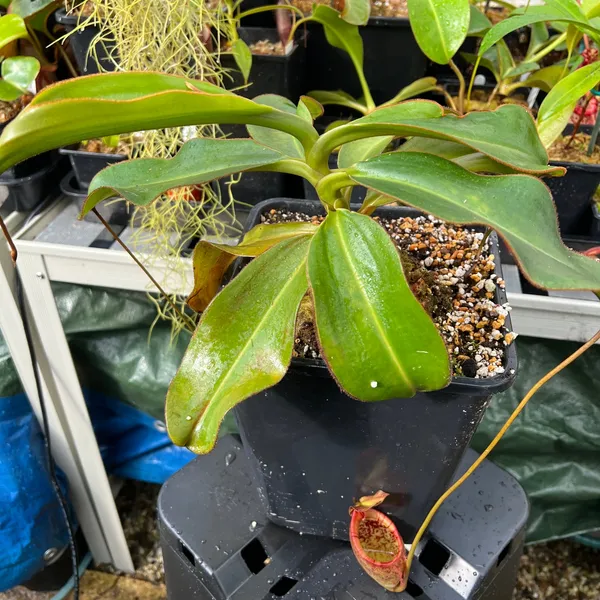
top-left (419, 538), bottom-right (451, 575)
top-left (241, 538), bottom-right (269, 574)
top-left (179, 541), bottom-right (195, 567)
top-left (405, 579), bottom-right (424, 597)
top-left (270, 576), bottom-right (298, 596)
top-left (497, 540), bottom-right (512, 567)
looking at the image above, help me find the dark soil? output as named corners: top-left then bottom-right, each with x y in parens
top-left (0, 95), bottom-right (32, 125)
top-left (548, 132), bottom-right (600, 165)
top-left (461, 90), bottom-right (530, 112)
top-left (262, 209), bottom-right (514, 379)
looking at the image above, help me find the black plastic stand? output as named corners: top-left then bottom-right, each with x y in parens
top-left (159, 435), bottom-right (528, 600)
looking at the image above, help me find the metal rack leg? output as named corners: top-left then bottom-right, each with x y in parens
top-left (4, 250), bottom-right (134, 571)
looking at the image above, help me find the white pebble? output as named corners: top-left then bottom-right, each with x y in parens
top-left (370, 381), bottom-right (378, 388)
top-left (484, 280), bottom-right (496, 293)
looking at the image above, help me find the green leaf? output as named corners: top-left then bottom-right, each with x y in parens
top-left (307, 209), bottom-right (450, 400)
top-left (11, 0), bottom-right (59, 33)
top-left (338, 135), bottom-right (394, 168)
top-left (341, 0), bottom-right (371, 25)
top-left (0, 79), bottom-right (24, 102)
top-left (526, 22), bottom-right (549, 57)
top-left (0, 73), bottom-right (318, 175)
top-left (188, 222), bottom-right (318, 312)
top-left (231, 38), bottom-right (252, 84)
top-left (407, 0), bottom-right (470, 64)
top-left (309, 5), bottom-right (364, 72)
top-left (537, 62), bottom-right (600, 148)
top-left (347, 152), bottom-right (600, 290)
top-left (479, 5), bottom-right (593, 55)
top-left (82, 138), bottom-right (285, 216)
top-left (381, 77), bottom-right (439, 106)
top-left (468, 4), bottom-right (492, 36)
top-left (314, 102), bottom-right (561, 175)
top-left (503, 61), bottom-right (539, 79)
top-left (247, 94), bottom-right (304, 159)
top-left (0, 14), bottom-right (29, 50)
top-left (2, 56), bottom-right (40, 92)
top-left (307, 89), bottom-right (366, 113)
top-left (521, 65), bottom-right (565, 92)
top-left (297, 95), bottom-right (324, 121)
top-left (399, 137), bottom-right (473, 159)
top-left (167, 235), bottom-right (311, 452)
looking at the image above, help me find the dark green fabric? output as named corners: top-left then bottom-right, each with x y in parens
top-left (0, 285), bottom-right (598, 541)
top-left (472, 337), bottom-right (600, 543)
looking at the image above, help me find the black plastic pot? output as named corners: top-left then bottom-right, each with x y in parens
top-left (234, 198), bottom-right (518, 543)
top-left (59, 145), bottom-right (126, 190)
top-left (221, 28), bottom-right (307, 101)
top-left (592, 202), bottom-right (600, 239)
top-left (60, 171), bottom-right (129, 225)
top-left (55, 8), bottom-right (116, 75)
top-left (0, 155), bottom-right (64, 212)
top-left (306, 17), bottom-right (428, 107)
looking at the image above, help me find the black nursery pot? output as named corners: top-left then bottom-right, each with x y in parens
top-left (545, 125), bottom-right (600, 237)
top-left (59, 145), bottom-right (126, 190)
top-left (234, 198), bottom-right (518, 543)
top-left (59, 171), bottom-right (129, 225)
top-left (306, 16), bottom-right (428, 107)
top-left (221, 28), bottom-right (307, 101)
top-left (55, 8), bottom-right (116, 75)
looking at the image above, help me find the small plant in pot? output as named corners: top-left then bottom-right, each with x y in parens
top-left (2, 59), bottom-right (600, 590)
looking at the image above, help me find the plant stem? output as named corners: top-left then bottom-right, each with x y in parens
top-left (449, 59), bottom-right (465, 115)
top-left (485, 83), bottom-right (501, 109)
top-left (466, 55), bottom-right (481, 112)
top-left (249, 159), bottom-right (323, 187)
top-left (528, 31), bottom-right (566, 65)
top-left (399, 327), bottom-right (600, 593)
top-left (0, 215), bottom-right (17, 264)
top-left (315, 171), bottom-right (356, 209)
top-left (436, 86), bottom-right (458, 112)
top-left (55, 39), bottom-right (79, 79)
top-left (92, 208), bottom-right (197, 332)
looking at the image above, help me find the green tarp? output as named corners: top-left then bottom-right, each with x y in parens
top-left (0, 283), bottom-right (598, 542)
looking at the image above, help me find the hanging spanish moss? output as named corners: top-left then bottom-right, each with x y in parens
top-left (63, 0), bottom-right (240, 334)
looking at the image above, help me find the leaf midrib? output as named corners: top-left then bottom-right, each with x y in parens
top-left (425, 0), bottom-right (449, 61)
top-left (195, 238), bottom-right (309, 433)
top-left (333, 214), bottom-right (414, 392)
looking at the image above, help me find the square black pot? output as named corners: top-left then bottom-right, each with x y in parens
top-left (221, 27), bottom-right (307, 101)
top-left (59, 145), bottom-right (126, 190)
top-left (55, 8), bottom-right (116, 75)
top-left (306, 17), bottom-right (428, 107)
top-left (234, 198), bottom-right (518, 543)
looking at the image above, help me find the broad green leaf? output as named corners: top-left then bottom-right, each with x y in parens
top-left (468, 4), bottom-right (492, 36)
top-left (503, 62), bottom-right (539, 79)
top-left (231, 38), bottom-right (252, 84)
top-left (247, 94), bottom-right (304, 158)
top-left (82, 138), bottom-right (284, 216)
top-left (0, 0), bottom-right (10, 7)
top-left (341, 0), bottom-right (371, 25)
top-left (347, 152), bottom-right (600, 290)
top-left (10, 0), bottom-right (56, 19)
top-left (338, 135), bottom-right (394, 168)
top-left (521, 65), bottom-right (565, 92)
top-left (309, 5), bottom-right (364, 72)
top-left (2, 56), bottom-right (39, 92)
top-left (307, 209), bottom-right (450, 400)
top-left (479, 5), bottom-right (593, 55)
top-left (399, 137), bottom-right (473, 159)
top-left (167, 235), bottom-right (311, 452)
top-left (188, 222), bottom-right (318, 312)
top-left (537, 62), bottom-right (600, 148)
top-left (0, 79), bottom-right (24, 102)
top-left (0, 73), bottom-right (318, 174)
top-left (297, 95), bottom-right (324, 121)
top-left (381, 77), bottom-right (439, 106)
top-left (358, 190), bottom-right (396, 214)
top-left (314, 102), bottom-right (561, 175)
top-left (307, 89), bottom-right (366, 113)
top-left (452, 152), bottom-right (515, 174)
top-left (496, 40), bottom-right (515, 76)
top-left (0, 14), bottom-right (28, 50)
top-left (407, 0), bottom-right (470, 64)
